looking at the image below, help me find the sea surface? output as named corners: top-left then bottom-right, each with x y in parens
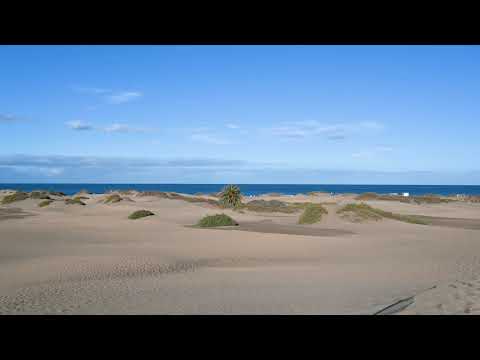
top-left (1, 184), bottom-right (480, 196)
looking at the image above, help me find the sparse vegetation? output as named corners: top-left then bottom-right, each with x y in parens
top-left (48, 191), bottom-right (66, 197)
top-left (219, 185), bottom-right (242, 208)
top-left (29, 191), bottom-right (51, 199)
top-left (128, 210), bottom-right (155, 220)
top-left (242, 199), bottom-right (301, 213)
top-left (337, 203), bottom-right (383, 222)
top-left (337, 203), bottom-right (429, 225)
top-left (196, 214), bottom-right (238, 227)
top-left (307, 191), bottom-right (327, 196)
top-left (65, 198), bottom-right (86, 206)
top-left (355, 192), bottom-right (455, 204)
top-left (264, 192), bottom-right (282, 196)
top-left (138, 191), bottom-right (220, 207)
top-left (104, 194), bottom-right (122, 204)
top-left (298, 204), bottom-right (328, 224)
top-left (38, 199), bottom-right (54, 207)
top-left (1, 192), bottom-right (29, 204)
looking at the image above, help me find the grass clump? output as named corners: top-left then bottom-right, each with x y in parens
top-left (1, 192), bottom-right (29, 204)
top-left (65, 198), bottom-right (86, 206)
top-left (128, 210), bottom-right (155, 220)
top-left (219, 185), bottom-right (242, 208)
top-left (298, 204), bottom-right (328, 224)
top-left (38, 199), bottom-right (54, 207)
top-left (196, 213), bottom-right (238, 227)
top-left (104, 194), bottom-right (122, 204)
top-left (337, 203), bottom-right (429, 225)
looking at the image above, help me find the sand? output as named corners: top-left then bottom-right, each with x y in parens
top-left (1, 191), bottom-right (480, 314)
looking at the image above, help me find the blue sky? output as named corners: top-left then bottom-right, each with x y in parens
top-left (1, 45), bottom-right (480, 184)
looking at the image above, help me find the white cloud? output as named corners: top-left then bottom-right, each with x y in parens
top-left (73, 87), bottom-right (143, 105)
top-left (66, 120), bottom-right (93, 131)
top-left (106, 91), bottom-right (142, 104)
top-left (103, 123), bottom-right (146, 133)
top-left (226, 123), bottom-right (240, 129)
top-left (191, 133), bottom-right (231, 145)
top-left (270, 121), bottom-right (348, 139)
top-left (269, 120), bottom-right (385, 140)
top-left (46, 168), bottom-right (64, 176)
top-left (66, 120), bottom-right (150, 133)
top-left (73, 87), bottom-right (112, 94)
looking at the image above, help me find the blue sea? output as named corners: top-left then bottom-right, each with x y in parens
top-left (1, 184), bottom-right (480, 196)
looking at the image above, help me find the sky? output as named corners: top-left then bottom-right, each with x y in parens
top-left (1, 45), bottom-right (480, 184)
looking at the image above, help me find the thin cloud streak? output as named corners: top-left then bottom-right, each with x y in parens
top-left (106, 91), bottom-right (142, 104)
top-left (0, 114), bottom-right (22, 122)
top-left (66, 120), bottom-right (94, 131)
top-left (269, 120), bottom-right (384, 140)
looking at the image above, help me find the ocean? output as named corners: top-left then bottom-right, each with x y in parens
top-left (1, 184), bottom-right (480, 196)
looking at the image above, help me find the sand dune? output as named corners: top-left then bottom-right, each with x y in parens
top-left (1, 191), bottom-right (480, 314)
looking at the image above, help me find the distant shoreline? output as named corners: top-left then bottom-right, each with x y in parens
top-left (2, 183), bottom-right (480, 197)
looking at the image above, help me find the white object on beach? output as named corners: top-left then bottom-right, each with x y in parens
top-left (402, 192), bottom-right (409, 197)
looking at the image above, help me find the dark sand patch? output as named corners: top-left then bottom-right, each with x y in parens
top-left (193, 220), bottom-right (355, 237)
top-left (0, 208), bottom-right (35, 221)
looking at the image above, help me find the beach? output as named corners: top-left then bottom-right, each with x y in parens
top-left (1, 190), bottom-right (480, 314)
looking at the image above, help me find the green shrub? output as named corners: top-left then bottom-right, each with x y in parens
top-left (219, 185), bottom-right (242, 208)
top-left (128, 210), bottom-right (155, 220)
top-left (298, 204), bottom-right (328, 224)
top-left (196, 214), bottom-right (238, 227)
top-left (104, 194), bottom-right (122, 203)
top-left (1, 192), bottom-right (29, 204)
top-left (65, 198), bottom-right (86, 206)
top-left (38, 199), bottom-right (54, 207)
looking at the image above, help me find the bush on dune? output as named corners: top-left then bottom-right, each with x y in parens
top-left (1, 192), bottom-right (29, 204)
top-left (65, 198), bottom-right (86, 206)
top-left (38, 199), bottom-right (54, 207)
top-left (196, 214), bottom-right (238, 227)
top-left (138, 191), bottom-right (220, 207)
top-left (337, 203), bottom-right (383, 222)
top-left (337, 203), bottom-right (429, 224)
top-left (128, 210), bottom-right (155, 220)
top-left (104, 194), bottom-right (122, 204)
top-left (48, 191), bottom-right (66, 197)
top-left (242, 199), bottom-right (301, 213)
top-left (29, 191), bottom-right (52, 199)
top-left (74, 196), bottom-right (89, 201)
top-left (298, 204), bottom-right (328, 224)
